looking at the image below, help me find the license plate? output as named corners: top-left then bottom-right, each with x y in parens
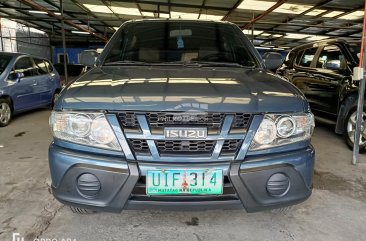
top-left (146, 169), bottom-right (223, 195)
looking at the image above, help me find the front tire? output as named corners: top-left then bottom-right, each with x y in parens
top-left (343, 106), bottom-right (366, 153)
top-left (0, 99), bottom-right (12, 127)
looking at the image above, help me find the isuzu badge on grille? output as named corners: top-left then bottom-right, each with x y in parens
top-left (164, 127), bottom-right (207, 139)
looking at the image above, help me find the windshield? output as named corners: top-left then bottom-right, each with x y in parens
top-left (0, 55), bottom-right (12, 75)
top-left (348, 42), bottom-right (361, 63)
top-left (103, 21), bottom-right (258, 67)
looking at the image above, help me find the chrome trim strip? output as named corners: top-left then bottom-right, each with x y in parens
top-left (137, 114), bottom-right (160, 160)
top-left (135, 154), bottom-right (235, 162)
top-left (106, 114), bottom-right (135, 160)
top-left (125, 133), bottom-right (245, 140)
top-left (212, 115), bottom-right (234, 159)
top-left (211, 140), bottom-right (224, 159)
top-left (235, 115), bottom-right (263, 161)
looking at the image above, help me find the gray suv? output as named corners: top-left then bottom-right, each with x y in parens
top-left (49, 20), bottom-right (315, 213)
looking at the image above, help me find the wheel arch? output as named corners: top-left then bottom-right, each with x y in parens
top-left (336, 93), bottom-right (358, 134)
top-left (0, 94), bottom-right (14, 111)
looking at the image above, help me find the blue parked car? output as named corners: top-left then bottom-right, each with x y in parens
top-left (0, 52), bottom-right (61, 127)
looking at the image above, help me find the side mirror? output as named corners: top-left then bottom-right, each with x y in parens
top-left (263, 52), bottom-right (283, 71)
top-left (79, 50), bottom-right (99, 67)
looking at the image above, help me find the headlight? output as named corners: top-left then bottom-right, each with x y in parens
top-left (49, 111), bottom-right (121, 151)
top-left (250, 113), bottom-right (314, 151)
top-left (253, 118), bottom-right (277, 145)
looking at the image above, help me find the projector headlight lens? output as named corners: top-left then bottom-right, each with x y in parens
top-left (276, 116), bottom-right (296, 138)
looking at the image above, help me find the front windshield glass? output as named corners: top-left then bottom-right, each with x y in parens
top-left (0, 55), bottom-right (12, 75)
top-left (103, 21), bottom-right (258, 67)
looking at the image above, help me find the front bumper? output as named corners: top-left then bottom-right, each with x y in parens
top-left (49, 144), bottom-right (315, 212)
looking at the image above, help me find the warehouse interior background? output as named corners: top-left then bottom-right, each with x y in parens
top-left (0, 0), bottom-right (363, 65)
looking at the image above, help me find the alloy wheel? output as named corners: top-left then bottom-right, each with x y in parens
top-left (0, 102), bottom-right (11, 125)
top-left (347, 110), bottom-right (366, 145)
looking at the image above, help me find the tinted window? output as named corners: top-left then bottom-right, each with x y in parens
top-left (316, 45), bottom-right (346, 71)
top-left (34, 58), bottom-right (48, 74)
top-left (9, 57), bottom-right (36, 79)
top-left (348, 42), bottom-right (361, 62)
top-left (103, 21), bottom-right (258, 67)
top-left (44, 60), bottom-right (53, 72)
top-left (298, 47), bottom-right (318, 67)
top-left (0, 55), bottom-right (12, 75)
top-left (284, 51), bottom-right (295, 66)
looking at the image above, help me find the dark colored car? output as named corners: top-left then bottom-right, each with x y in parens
top-left (0, 52), bottom-right (61, 126)
top-left (277, 39), bottom-right (363, 151)
top-left (49, 19), bottom-right (315, 213)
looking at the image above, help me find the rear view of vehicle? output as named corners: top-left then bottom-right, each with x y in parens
top-left (49, 20), bottom-right (315, 213)
top-left (0, 53), bottom-right (61, 127)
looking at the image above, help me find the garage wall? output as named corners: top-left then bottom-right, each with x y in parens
top-left (0, 18), bottom-right (51, 60)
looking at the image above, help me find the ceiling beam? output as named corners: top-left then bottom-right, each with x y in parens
top-left (111, 0), bottom-right (231, 11)
top-left (198, 0), bottom-right (207, 19)
top-left (17, 0), bottom-right (108, 41)
top-left (102, 0), bottom-right (123, 21)
top-left (222, 0), bottom-right (244, 21)
top-left (232, 20), bottom-right (362, 30)
top-left (0, 5), bottom-right (80, 15)
top-left (267, 0), bottom-right (333, 33)
top-left (69, 0), bottom-right (114, 36)
top-left (317, 6), bottom-right (365, 35)
top-left (42, 0), bottom-right (106, 35)
top-left (0, 2), bottom-right (61, 34)
top-left (242, 0), bottom-right (288, 29)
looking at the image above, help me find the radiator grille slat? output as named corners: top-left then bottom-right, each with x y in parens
top-left (116, 112), bottom-right (252, 160)
top-left (118, 112), bottom-right (251, 130)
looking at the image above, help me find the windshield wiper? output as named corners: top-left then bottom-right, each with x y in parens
top-left (185, 61), bottom-right (253, 68)
top-left (103, 60), bottom-right (256, 68)
top-left (103, 60), bottom-right (185, 66)
top-left (103, 60), bottom-right (151, 66)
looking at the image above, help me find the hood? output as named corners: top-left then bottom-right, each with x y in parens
top-left (57, 66), bottom-right (307, 113)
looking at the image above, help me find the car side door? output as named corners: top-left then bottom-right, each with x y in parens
top-left (308, 44), bottom-right (349, 117)
top-left (8, 56), bottom-right (40, 110)
top-left (290, 46), bottom-right (322, 111)
top-left (33, 58), bottom-right (54, 105)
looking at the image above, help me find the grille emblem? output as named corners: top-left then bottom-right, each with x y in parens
top-left (164, 127), bottom-right (207, 139)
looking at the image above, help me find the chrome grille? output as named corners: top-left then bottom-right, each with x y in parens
top-left (128, 139), bottom-right (149, 154)
top-left (113, 112), bottom-right (253, 162)
top-left (118, 112), bottom-right (138, 128)
top-left (221, 140), bottom-right (243, 155)
top-left (147, 112), bottom-right (223, 128)
top-left (156, 140), bottom-right (216, 154)
top-left (117, 112), bottom-right (252, 130)
top-left (232, 113), bottom-right (252, 128)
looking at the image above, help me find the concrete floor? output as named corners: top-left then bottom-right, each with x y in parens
top-left (1, 109), bottom-right (366, 241)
